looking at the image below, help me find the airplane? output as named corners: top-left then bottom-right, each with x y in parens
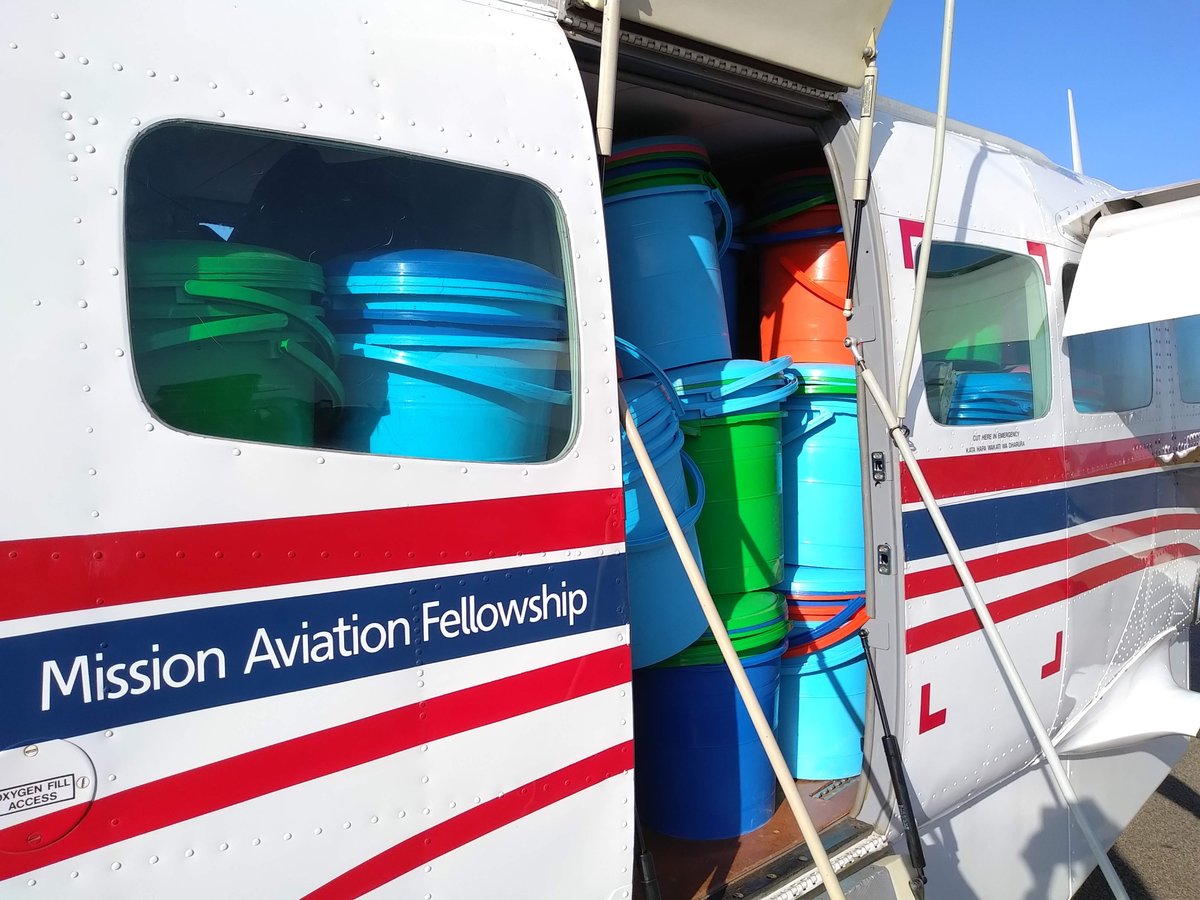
top-left (1, 1), bottom-right (1198, 898)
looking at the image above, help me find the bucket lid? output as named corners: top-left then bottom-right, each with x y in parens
top-left (781, 564), bottom-right (866, 596)
top-left (323, 249), bottom-right (564, 298)
top-left (789, 363), bottom-right (858, 396)
top-left (323, 307), bottom-right (565, 339)
top-left (127, 240), bottom-right (324, 291)
top-left (621, 378), bottom-right (677, 429)
top-left (610, 135), bottom-right (711, 163)
top-left (669, 357), bottom-right (798, 419)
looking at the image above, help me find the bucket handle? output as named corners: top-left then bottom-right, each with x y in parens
top-left (279, 338), bottom-right (346, 407)
top-left (692, 368), bottom-right (800, 418)
top-left (138, 312), bottom-right (291, 353)
top-left (184, 279), bottom-right (339, 364)
top-left (775, 254), bottom-right (847, 311)
top-left (614, 336), bottom-right (685, 420)
top-left (790, 595), bottom-right (867, 643)
top-left (624, 451), bottom-right (706, 548)
top-left (781, 407), bottom-right (835, 444)
top-left (344, 342), bottom-right (571, 405)
top-left (701, 354), bottom-right (793, 402)
top-left (702, 173), bottom-right (734, 259)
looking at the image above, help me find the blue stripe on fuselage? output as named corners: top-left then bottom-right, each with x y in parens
top-left (903, 469), bottom-right (1170, 562)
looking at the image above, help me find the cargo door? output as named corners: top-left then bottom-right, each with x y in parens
top-left (560, 0), bottom-right (892, 91)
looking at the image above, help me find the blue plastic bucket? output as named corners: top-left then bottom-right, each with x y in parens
top-left (605, 182), bottom-right (732, 375)
top-left (776, 633), bottom-right (866, 780)
top-left (634, 640), bottom-right (786, 839)
top-left (781, 365), bottom-right (863, 572)
top-left (621, 378), bottom-right (709, 668)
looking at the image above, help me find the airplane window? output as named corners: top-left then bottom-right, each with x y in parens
top-left (1067, 324), bottom-right (1153, 413)
top-left (918, 242), bottom-right (1051, 426)
top-left (1176, 315), bottom-right (1200, 403)
top-left (124, 123), bottom-right (574, 463)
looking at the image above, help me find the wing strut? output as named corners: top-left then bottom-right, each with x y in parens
top-left (847, 339), bottom-right (1130, 900)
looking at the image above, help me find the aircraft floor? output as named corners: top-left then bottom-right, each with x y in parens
top-left (637, 778), bottom-right (857, 899)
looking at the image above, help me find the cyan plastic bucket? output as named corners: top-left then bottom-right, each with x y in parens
top-left (669, 356), bottom-right (798, 421)
top-left (325, 250), bottom-right (569, 461)
top-left (324, 249), bottom-right (567, 323)
top-left (776, 633), bottom-right (866, 780)
top-left (782, 564), bottom-right (865, 597)
top-left (621, 379), bottom-right (709, 669)
top-left (634, 640), bottom-right (785, 840)
top-left (605, 182), bottom-right (731, 375)
top-left (333, 334), bottom-right (567, 461)
top-left (781, 366), bottom-right (863, 572)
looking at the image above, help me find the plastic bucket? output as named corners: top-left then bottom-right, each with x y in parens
top-left (759, 213), bottom-right (851, 366)
top-left (684, 410), bottom-right (785, 594)
top-left (781, 365), bottom-right (863, 571)
top-left (668, 357), bottom-right (798, 421)
top-left (324, 249), bottom-right (567, 320)
top-left (128, 241), bottom-right (340, 447)
top-left (658, 590), bottom-right (789, 666)
top-left (325, 250), bottom-right (568, 461)
top-left (776, 633), bottom-right (866, 780)
top-left (604, 182), bottom-right (732, 375)
top-left (785, 595), bottom-right (868, 655)
top-left (634, 640), bottom-right (786, 840)
top-left (333, 334), bottom-right (567, 461)
top-left (621, 379), bottom-right (710, 668)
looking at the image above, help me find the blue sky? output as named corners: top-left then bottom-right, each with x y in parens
top-left (878, 2), bottom-right (1199, 191)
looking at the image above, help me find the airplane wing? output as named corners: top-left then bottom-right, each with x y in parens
top-left (1063, 180), bottom-right (1200, 336)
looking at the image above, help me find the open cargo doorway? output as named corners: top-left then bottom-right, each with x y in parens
top-left (575, 51), bottom-right (877, 900)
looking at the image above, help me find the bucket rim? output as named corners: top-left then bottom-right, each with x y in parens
top-left (655, 636), bottom-right (789, 670)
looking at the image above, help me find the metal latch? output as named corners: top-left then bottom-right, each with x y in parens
top-left (871, 451), bottom-right (887, 484)
top-left (876, 544), bottom-right (892, 575)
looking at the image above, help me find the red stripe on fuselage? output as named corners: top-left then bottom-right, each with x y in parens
top-left (0, 489), bottom-right (624, 623)
top-left (905, 542), bottom-right (1200, 653)
top-left (0, 646), bottom-right (631, 882)
top-left (904, 513), bottom-right (1200, 599)
top-left (898, 437), bottom-right (1179, 505)
top-left (303, 742), bottom-right (634, 899)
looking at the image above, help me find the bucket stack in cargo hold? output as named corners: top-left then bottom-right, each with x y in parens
top-left (129, 241), bottom-right (570, 464)
top-left (605, 141), bottom-right (869, 840)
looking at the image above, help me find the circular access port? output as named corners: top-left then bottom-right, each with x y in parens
top-left (0, 740), bottom-right (96, 853)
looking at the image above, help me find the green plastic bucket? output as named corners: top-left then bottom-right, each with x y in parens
top-left (658, 590), bottom-right (789, 666)
top-left (128, 241), bottom-right (341, 446)
top-left (684, 410), bottom-right (785, 593)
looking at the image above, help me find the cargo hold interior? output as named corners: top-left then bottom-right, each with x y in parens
top-left (575, 45), bottom-right (872, 900)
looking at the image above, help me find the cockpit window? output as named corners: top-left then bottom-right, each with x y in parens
top-left (124, 123), bottom-right (574, 463)
top-left (918, 242), bottom-right (1051, 426)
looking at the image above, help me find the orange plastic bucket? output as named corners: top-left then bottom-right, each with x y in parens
top-left (758, 205), bottom-right (851, 365)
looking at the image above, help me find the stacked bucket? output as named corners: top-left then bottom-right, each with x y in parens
top-left (606, 137), bottom-right (800, 839)
top-left (749, 176), bottom-right (870, 782)
top-left (322, 249), bottom-right (570, 462)
top-left (748, 170), bottom-right (852, 367)
top-left (127, 240), bottom-right (344, 447)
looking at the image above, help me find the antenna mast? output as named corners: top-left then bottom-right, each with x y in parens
top-left (1068, 88), bottom-right (1084, 174)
